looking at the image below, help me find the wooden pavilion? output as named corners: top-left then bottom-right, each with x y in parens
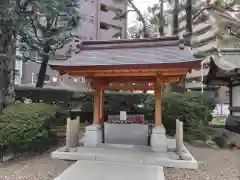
top-left (49, 36), bottom-right (201, 151)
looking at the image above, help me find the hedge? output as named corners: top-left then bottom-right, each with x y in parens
top-left (15, 86), bottom-right (74, 104)
top-left (15, 87), bottom-right (216, 141)
top-left (0, 103), bottom-right (61, 155)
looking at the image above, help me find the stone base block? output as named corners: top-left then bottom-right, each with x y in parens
top-left (104, 123), bottom-right (149, 146)
top-left (84, 125), bottom-right (103, 148)
top-left (150, 126), bottom-right (167, 152)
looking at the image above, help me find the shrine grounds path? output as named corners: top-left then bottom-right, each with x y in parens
top-left (0, 144), bottom-right (239, 180)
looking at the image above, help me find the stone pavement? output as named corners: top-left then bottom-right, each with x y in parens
top-left (53, 160), bottom-right (165, 180)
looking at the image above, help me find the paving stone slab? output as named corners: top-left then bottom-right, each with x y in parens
top-left (53, 160), bottom-right (165, 180)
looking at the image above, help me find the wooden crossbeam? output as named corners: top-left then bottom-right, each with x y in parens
top-left (102, 85), bottom-right (155, 91)
top-left (66, 68), bottom-right (189, 77)
top-left (89, 75), bottom-right (181, 89)
top-left (58, 67), bottom-right (190, 74)
top-left (69, 71), bottom-right (187, 77)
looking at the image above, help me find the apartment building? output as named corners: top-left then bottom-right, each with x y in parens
top-left (15, 0), bottom-right (128, 89)
top-left (162, 2), bottom-right (229, 104)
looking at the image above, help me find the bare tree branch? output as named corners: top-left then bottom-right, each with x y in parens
top-left (117, 9), bottom-right (136, 19)
top-left (28, 16), bottom-right (41, 43)
top-left (51, 34), bottom-right (72, 53)
top-left (128, 0), bottom-right (147, 38)
top-left (192, 7), bottom-right (212, 21)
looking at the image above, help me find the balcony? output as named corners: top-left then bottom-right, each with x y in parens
top-left (193, 27), bottom-right (218, 43)
top-left (192, 40), bottom-right (217, 55)
top-left (100, 25), bottom-right (122, 39)
top-left (100, 11), bottom-right (124, 27)
top-left (100, 0), bottom-right (125, 10)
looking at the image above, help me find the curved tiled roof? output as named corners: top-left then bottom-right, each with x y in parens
top-left (49, 36), bottom-right (199, 68)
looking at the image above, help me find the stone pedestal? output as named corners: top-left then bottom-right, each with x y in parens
top-left (84, 124), bottom-right (103, 148)
top-left (150, 126), bottom-right (167, 152)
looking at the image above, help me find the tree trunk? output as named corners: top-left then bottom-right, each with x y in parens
top-left (185, 0), bottom-right (192, 46)
top-left (0, 28), bottom-right (15, 112)
top-left (172, 0), bottom-right (179, 35)
top-left (158, 0), bottom-right (164, 36)
top-left (36, 46), bottom-right (50, 88)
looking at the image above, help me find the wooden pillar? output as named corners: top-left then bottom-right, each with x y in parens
top-left (99, 88), bottom-right (104, 123)
top-left (155, 76), bottom-right (162, 127)
top-left (93, 88), bottom-right (100, 124)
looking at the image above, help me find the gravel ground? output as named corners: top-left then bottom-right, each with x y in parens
top-left (0, 144), bottom-right (239, 180)
top-left (164, 145), bottom-right (240, 180)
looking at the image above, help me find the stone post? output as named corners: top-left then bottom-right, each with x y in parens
top-left (66, 116), bottom-right (80, 150)
top-left (176, 119), bottom-right (184, 155)
top-left (73, 116), bottom-right (80, 146)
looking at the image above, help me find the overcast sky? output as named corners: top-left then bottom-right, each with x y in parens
top-left (128, 0), bottom-right (159, 26)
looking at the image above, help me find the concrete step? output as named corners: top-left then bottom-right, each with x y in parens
top-left (53, 160), bottom-right (165, 180)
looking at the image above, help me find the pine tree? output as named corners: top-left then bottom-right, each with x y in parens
top-left (17, 0), bottom-right (79, 87)
top-left (0, 0), bottom-right (79, 111)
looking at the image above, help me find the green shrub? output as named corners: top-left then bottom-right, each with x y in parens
top-left (79, 91), bottom-right (215, 141)
top-left (80, 92), bottom-right (151, 113)
top-left (0, 103), bottom-right (61, 154)
top-left (162, 92), bottom-right (215, 140)
top-left (15, 86), bottom-right (74, 104)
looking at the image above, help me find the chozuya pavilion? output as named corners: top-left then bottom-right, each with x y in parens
top-left (49, 36), bottom-right (199, 180)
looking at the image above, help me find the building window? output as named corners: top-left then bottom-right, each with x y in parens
top-left (85, 0), bottom-right (94, 3)
top-left (100, 22), bottom-right (109, 30)
top-left (215, 90), bottom-right (219, 98)
top-left (226, 91), bottom-right (229, 96)
top-left (14, 69), bottom-right (20, 76)
top-left (100, 4), bottom-right (108, 12)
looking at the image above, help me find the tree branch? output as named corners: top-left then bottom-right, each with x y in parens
top-left (128, 0), bottom-right (147, 38)
top-left (28, 16), bottom-right (41, 43)
top-left (51, 34), bottom-right (73, 53)
top-left (192, 7), bottom-right (211, 21)
top-left (117, 9), bottom-right (136, 19)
